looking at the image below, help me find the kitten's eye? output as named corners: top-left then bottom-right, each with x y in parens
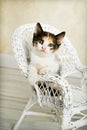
top-left (38, 40), bottom-right (43, 45)
top-left (48, 43), bottom-right (54, 47)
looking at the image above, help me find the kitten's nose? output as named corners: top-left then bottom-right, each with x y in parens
top-left (41, 47), bottom-right (46, 52)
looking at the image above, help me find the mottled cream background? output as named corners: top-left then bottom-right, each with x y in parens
top-left (0, 0), bottom-right (87, 65)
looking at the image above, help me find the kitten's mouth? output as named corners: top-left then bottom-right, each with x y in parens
top-left (41, 48), bottom-right (46, 53)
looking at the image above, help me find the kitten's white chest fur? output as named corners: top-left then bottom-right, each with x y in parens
top-left (30, 51), bottom-right (59, 75)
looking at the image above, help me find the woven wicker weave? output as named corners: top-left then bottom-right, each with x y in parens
top-left (12, 23), bottom-right (87, 130)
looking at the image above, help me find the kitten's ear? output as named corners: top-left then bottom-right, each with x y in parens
top-left (56, 32), bottom-right (65, 45)
top-left (34, 22), bottom-right (43, 36)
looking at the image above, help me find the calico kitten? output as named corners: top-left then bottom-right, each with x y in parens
top-left (28, 23), bottom-right (65, 85)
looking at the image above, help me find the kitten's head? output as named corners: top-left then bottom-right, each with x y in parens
top-left (32, 23), bottom-right (65, 56)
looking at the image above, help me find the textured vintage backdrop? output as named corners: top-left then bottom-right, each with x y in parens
top-left (0, 0), bottom-right (87, 65)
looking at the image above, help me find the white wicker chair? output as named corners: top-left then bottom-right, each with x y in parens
top-left (12, 23), bottom-right (87, 130)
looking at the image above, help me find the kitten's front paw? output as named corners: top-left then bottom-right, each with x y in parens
top-left (39, 68), bottom-right (50, 75)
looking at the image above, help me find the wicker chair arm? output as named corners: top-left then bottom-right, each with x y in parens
top-left (34, 74), bottom-right (72, 109)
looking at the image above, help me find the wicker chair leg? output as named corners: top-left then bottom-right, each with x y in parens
top-left (55, 109), bottom-right (61, 126)
top-left (13, 110), bottom-right (26, 130)
top-left (13, 93), bottom-right (37, 130)
top-left (60, 109), bottom-right (71, 130)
